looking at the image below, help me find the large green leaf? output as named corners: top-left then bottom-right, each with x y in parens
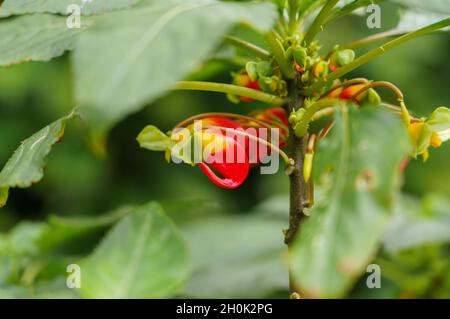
top-left (291, 106), bottom-right (410, 298)
top-left (394, 9), bottom-right (449, 33)
top-left (181, 211), bottom-right (288, 298)
top-left (383, 195), bottom-right (450, 254)
top-left (392, 0), bottom-right (450, 15)
top-left (0, 205), bottom-right (136, 258)
top-left (387, 1), bottom-right (450, 34)
top-left (79, 202), bottom-right (189, 298)
top-left (0, 113), bottom-right (74, 208)
top-left (73, 0), bottom-right (277, 137)
top-left (0, 0), bottom-right (138, 17)
top-left (0, 279), bottom-right (79, 299)
top-left (0, 14), bottom-right (91, 67)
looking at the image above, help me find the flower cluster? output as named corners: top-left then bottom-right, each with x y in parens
top-left (138, 35), bottom-right (449, 190)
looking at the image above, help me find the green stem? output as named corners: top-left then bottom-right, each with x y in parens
top-left (340, 30), bottom-right (407, 50)
top-left (283, 79), bottom-right (307, 297)
top-left (265, 30), bottom-right (296, 79)
top-left (294, 99), bottom-right (340, 137)
top-left (288, 0), bottom-right (299, 32)
top-left (276, 19), bottom-right (288, 38)
top-left (173, 81), bottom-right (286, 105)
top-left (303, 0), bottom-right (340, 45)
top-left (381, 103), bottom-right (402, 113)
top-left (304, 18), bottom-right (450, 95)
top-left (174, 112), bottom-right (274, 130)
top-left (311, 106), bottom-right (335, 121)
top-left (351, 81), bottom-right (404, 101)
top-left (298, 0), bottom-right (326, 22)
top-left (224, 36), bottom-right (271, 59)
top-left (318, 78), bottom-right (369, 98)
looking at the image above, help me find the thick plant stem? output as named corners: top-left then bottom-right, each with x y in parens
top-left (283, 79), bottom-right (308, 296)
top-left (285, 134), bottom-right (308, 246)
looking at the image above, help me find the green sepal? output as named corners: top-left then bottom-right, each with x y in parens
top-left (293, 46), bottom-right (308, 68)
top-left (257, 61), bottom-right (272, 78)
top-left (245, 61), bottom-right (258, 81)
top-left (137, 125), bottom-right (173, 152)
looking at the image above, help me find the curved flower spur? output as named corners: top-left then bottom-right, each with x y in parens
top-left (137, 108), bottom-right (292, 189)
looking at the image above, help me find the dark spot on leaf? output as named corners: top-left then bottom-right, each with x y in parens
top-left (338, 259), bottom-right (359, 276)
top-left (355, 170), bottom-right (376, 191)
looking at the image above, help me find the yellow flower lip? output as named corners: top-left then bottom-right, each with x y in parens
top-left (430, 132), bottom-right (442, 148)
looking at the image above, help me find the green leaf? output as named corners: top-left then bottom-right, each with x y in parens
top-left (79, 202), bottom-right (189, 298)
top-left (137, 125), bottom-right (172, 151)
top-left (328, 0), bottom-right (385, 22)
top-left (0, 14), bottom-right (91, 67)
top-left (0, 113), bottom-right (74, 207)
top-left (383, 195), bottom-right (450, 254)
top-left (376, 245), bottom-right (450, 298)
top-left (181, 212), bottom-right (288, 298)
top-left (0, 286), bottom-right (28, 299)
top-left (0, 0), bottom-right (138, 17)
top-left (31, 278), bottom-right (79, 299)
top-left (73, 0), bottom-right (277, 137)
top-left (392, 0), bottom-right (450, 15)
top-left (291, 106), bottom-right (410, 298)
top-left (393, 8), bottom-right (450, 33)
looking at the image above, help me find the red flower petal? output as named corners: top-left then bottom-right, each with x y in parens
top-left (199, 137), bottom-right (249, 189)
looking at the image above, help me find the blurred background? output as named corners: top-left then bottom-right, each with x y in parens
top-left (0, 1), bottom-right (448, 298)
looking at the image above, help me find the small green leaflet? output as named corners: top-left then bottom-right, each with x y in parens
top-left (0, 187), bottom-right (8, 208)
top-left (0, 113), bottom-right (75, 208)
top-left (137, 125), bottom-right (172, 151)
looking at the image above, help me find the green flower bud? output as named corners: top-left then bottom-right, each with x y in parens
top-left (293, 47), bottom-right (308, 68)
top-left (366, 88), bottom-right (381, 106)
top-left (295, 108), bottom-right (306, 120)
top-left (335, 49), bottom-right (355, 66)
top-left (312, 61), bottom-right (328, 78)
top-left (301, 70), bottom-right (310, 84)
top-left (289, 112), bottom-right (298, 125)
top-left (277, 79), bottom-right (288, 97)
top-left (256, 61), bottom-right (272, 78)
top-left (258, 76), bottom-right (274, 93)
top-left (245, 61), bottom-right (258, 81)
